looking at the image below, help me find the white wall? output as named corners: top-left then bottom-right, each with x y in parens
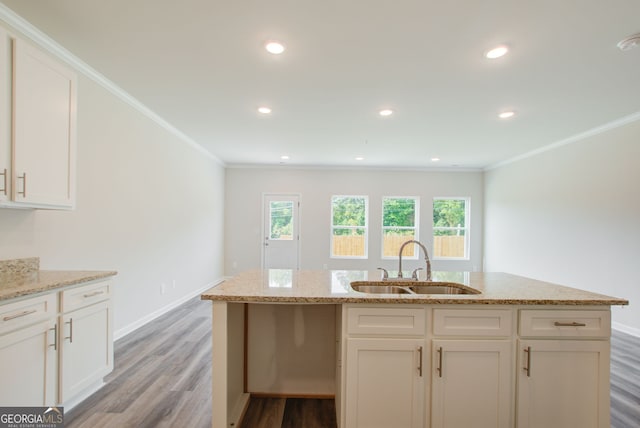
top-left (484, 119), bottom-right (640, 335)
top-left (0, 69), bottom-right (225, 336)
top-left (225, 167), bottom-right (484, 275)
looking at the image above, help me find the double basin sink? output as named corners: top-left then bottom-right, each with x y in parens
top-left (350, 280), bottom-right (480, 295)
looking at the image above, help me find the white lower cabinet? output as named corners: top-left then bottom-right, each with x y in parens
top-left (0, 280), bottom-right (113, 408)
top-left (0, 319), bottom-right (58, 405)
top-left (340, 305), bottom-right (611, 428)
top-left (516, 309), bottom-right (611, 428)
top-left (343, 305), bottom-right (426, 428)
top-left (431, 308), bottom-right (514, 428)
top-left (60, 300), bottom-right (113, 404)
top-left (431, 340), bottom-right (512, 428)
top-left (346, 338), bottom-right (425, 428)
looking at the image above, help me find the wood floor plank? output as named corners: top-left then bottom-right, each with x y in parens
top-left (240, 397), bottom-right (286, 428)
top-left (66, 298), bottom-right (640, 428)
top-left (610, 330), bottom-right (640, 428)
top-left (281, 398), bottom-right (337, 428)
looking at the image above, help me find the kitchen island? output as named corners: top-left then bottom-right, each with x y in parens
top-left (201, 269), bottom-right (628, 428)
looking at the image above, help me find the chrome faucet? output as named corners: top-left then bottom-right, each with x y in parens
top-left (398, 240), bottom-right (432, 281)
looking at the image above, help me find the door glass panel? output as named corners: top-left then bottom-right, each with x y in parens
top-left (270, 201), bottom-right (293, 240)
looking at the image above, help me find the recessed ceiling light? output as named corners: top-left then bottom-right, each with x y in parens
top-left (498, 110), bottom-right (516, 119)
top-left (431, 157), bottom-right (440, 162)
top-left (265, 41), bottom-right (285, 55)
top-left (485, 45), bottom-right (509, 59)
top-left (258, 106), bottom-right (272, 114)
top-left (355, 156), bottom-right (364, 161)
top-left (280, 155), bottom-right (290, 160)
top-left (379, 109), bottom-right (394, 117)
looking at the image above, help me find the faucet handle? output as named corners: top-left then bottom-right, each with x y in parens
top-left (411, 268), bottom-right (423, 280)
top-left (377, 267), bottom-right (389, 280)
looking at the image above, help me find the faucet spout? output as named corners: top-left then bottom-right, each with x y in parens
top-left (398, 240), bottom-right (432, 281)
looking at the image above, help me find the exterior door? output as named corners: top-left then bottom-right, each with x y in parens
top-left (263, 194), bottom-right (299, 269)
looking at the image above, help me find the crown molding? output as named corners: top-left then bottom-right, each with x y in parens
top-left (485, 110), bottom-right (640, 171)
top-left (0, 3), bottom-right (225, 166)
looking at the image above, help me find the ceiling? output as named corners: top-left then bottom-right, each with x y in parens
top-left (2, 0), bottom-right (639, 169)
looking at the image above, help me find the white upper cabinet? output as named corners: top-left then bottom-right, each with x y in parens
top-left (0, 27), bottom-right (11, 203)
top-left (0, 26), bottom-right (77, 209)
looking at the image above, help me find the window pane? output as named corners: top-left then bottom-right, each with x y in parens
top-left (332, 196), bottom-right (366, 227)
top-left (433, 232), bottom-right (465, 257)
top-left (331, 196), bottom-right (368, 258)
top-left (382, 197), bottom-right (418, 258)
top-left (270, 201), bottom-right (293, 240)
top-left (383, 198), bottom-right (415, 227)
top-left (433, 199), bottom-right (466, 228)
top-left (382, 228), bottom-right (416, 257)
top-left (332, 228), bottom-right (366, 257)
top-left (433, 198), bottom-right (469, 259)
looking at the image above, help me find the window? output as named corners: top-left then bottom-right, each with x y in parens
top-left (382, 197), bottom-right (419, 258)
top-left (331, 196), bottom-right (368, 258)
top-left (433, 197), bottom-right (469, 259)
top-left (269, 201), bottom-right (293, 240)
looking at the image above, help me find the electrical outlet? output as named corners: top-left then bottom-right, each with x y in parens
top-left (323, 264), bottom-right (328, 270)
top-left (161, 283), bottom-right (166, 295)
top-left (172, 279), bottom-right (176, 289)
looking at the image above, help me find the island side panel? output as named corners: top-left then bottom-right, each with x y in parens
top-left (211, 301), bottom-right (249, 428)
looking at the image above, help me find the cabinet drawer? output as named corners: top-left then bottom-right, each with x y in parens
top-left (519, 310), bottom-right (610, 338)
top-left (61, 280), bottom-right (111, 313)
top-left (346, 306), bottom-right (426, 336)
top-left (433, 309), bottom-right (513, 336)
top-left (0, 293), bottom-right (57, 334)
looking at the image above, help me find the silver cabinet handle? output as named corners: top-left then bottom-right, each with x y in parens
top-left (554, 321), bottom-right (587, 327)
top-left (436, 346), bottom-right (443, 378)
top-left (17, 173), bottom-right (26, 197)
top-left (3, 309), bottom-right (37, 321)
top-left (65, 318), bottom-right (73, 343)
top-left (524, 346), bottom-right (531, 377)
top-left (49, 324), bottom-right (57, 350)
top-left (417, 346), bottom-right (423, 377)
top-left (0, 168), bottom-right (6, 196)
top-left (83, 290), bottom-right (105, 298)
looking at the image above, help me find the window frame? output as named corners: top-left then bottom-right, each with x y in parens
top-left (330, 195), bottom-right (369, 259)
top-left (432, 196), bottom-right (470, 260)
top-left (381, 196), bottom-right (420, 260)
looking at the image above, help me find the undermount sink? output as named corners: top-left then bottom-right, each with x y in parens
top-left (350, 280), bottom-right (480, 295)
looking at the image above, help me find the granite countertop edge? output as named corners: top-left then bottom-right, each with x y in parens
top-left (0, 270), bottom-right (118, 302)
top-left (200, 294), bottom-right (626, 306)
top-left (200, 270), bottom-right (629, 307)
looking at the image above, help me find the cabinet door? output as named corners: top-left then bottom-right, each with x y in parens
top-left (60, 300), bottom-right (113, 404)
top-left (517, 339), bottom-right (610, 428)
top-left (12, 38), bottom-right (76, 208)
top-left (431, 340), bottom-right (513, 428)
top-left (0, 319), bottom-right (57, 406)
top-left (0, 27), bottom-right (10, 203)
top-left (345, 338), bottom-right (425, 428)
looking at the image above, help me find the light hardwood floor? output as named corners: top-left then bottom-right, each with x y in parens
top-left (66, 297), bottom-right (640, 428)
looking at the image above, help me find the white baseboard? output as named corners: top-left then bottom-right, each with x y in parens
top-left (62, 380), bottom-right (105, 411)
top-left (114, 279), bottom-right (223, 341)
top-left (612, 322), bottom-right (640, 338)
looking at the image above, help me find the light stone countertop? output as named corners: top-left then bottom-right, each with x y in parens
top-left (0, 257), bottom-right (117, 301)
top-left (0, 271), bottom-right (118, 301)
top-left (201, 269), bottom-right (629, 306)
